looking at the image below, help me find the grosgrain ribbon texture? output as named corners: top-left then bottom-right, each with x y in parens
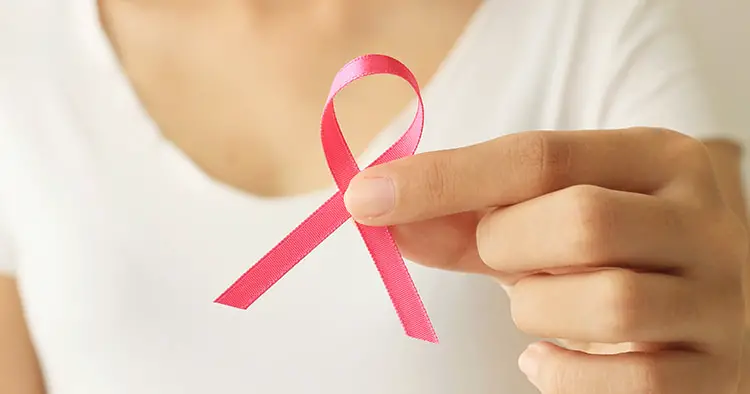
top-left (214, 54), bottom-right (438, 343)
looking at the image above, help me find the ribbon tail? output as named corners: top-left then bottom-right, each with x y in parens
top-left (355, 224), bottom-right (438, 343)
top-left (215, 192), bottom-right (350, 309)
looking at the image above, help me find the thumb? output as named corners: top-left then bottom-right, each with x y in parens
top-left (343, 145), bottom-right (503, 226)
top-left (341, 162), bottom-right (472, 226)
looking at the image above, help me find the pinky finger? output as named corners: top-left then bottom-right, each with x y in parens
top-left (518, 341), bottom-right (737, 394)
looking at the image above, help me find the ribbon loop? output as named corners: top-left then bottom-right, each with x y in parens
top-left (322, 55), bottom-right (424, 191)
top-left (215, 54), bottom-right (437, 343)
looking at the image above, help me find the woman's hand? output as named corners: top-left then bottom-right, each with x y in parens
top-left (344, 127), bottom-right (747, 394)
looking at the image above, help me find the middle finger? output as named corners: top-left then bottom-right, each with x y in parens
top-left (476, 185), bottom-right (705, 275)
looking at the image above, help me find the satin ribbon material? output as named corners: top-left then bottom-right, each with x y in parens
top-left (215, 54), bottom-right (438, 343)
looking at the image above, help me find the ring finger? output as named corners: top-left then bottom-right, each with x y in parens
top-left (509, 269), bottom-right (719, 346)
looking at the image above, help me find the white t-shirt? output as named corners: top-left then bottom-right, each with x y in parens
top-left (0, 1), bottom-right (742, 393)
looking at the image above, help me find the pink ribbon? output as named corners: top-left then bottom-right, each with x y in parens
top-left (214, 54), bottom-right (438, 343)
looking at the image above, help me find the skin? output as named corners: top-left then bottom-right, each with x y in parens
top-left (1, 0), bottom-right (748, 393)
top-left (344, 130), bottom-right (749, 393)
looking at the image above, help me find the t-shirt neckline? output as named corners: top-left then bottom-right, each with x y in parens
top-left (65, 0), bottom-right (495, 209)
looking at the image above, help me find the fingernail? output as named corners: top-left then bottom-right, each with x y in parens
top-left (344, 176), bottom-right (395, 218)
top-left (518, 343), bottom-right (543, 382)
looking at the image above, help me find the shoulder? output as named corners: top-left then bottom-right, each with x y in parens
top-left (0, 0), bottom-right (72, 86)
top-left (0, 0), bottom-right (63, 71)
top-left (487, 0), bottom-right (686, 25)
top-left (0, 1), bottom-right (73, 139)
top-left (481, 0), bottom-right (690, 49)
top-left (476, 0), bottom-right (694, 77)
top-left (481, 0), bottom-right (738, 140)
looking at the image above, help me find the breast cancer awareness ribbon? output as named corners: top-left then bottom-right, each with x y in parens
top-left (214, 54), bottom-right (438, 343)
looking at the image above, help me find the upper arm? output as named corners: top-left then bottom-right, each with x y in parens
top-left (0, 108), bottom-right (45, 392)
top-left (0, 215), bottom-right (45, 393)
top-left (0, 276), bottom-right (46, 394)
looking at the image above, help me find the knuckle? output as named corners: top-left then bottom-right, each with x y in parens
top-left (415, 153), bottom-right (457, 211)
top-left (514, 131), bottom-right (572, 195)
top-left (662, 128), bottom-right (713, 171)
top-left (668, 129), bottom-right (706, 156)
top-left (596, 270), bottom-right (642, 340)
top-left (561, 185), bottom-right (616, 264)
top-left (642, 128), bottom-right (717, 200)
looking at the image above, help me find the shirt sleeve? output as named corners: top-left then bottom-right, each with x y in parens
top-left (589, 0), bottom-right (747, 144)
top-left (0, 216), bottom-right (16, 277)
top-left (0, 114), bottom-right (16, 276)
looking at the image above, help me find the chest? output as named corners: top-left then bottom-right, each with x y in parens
top-left (4, 74), bottom-right (544, 390)
top-left (9, 143), bottom-right (535, 393)
top-left (98, 0), bottom-right (480, 197)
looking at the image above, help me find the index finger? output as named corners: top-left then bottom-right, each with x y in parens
top-left (344, 128), bottom-right (709, 225)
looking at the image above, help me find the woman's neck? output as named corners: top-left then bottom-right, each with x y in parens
top-left (98, 0), bottom-right (481, 197)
